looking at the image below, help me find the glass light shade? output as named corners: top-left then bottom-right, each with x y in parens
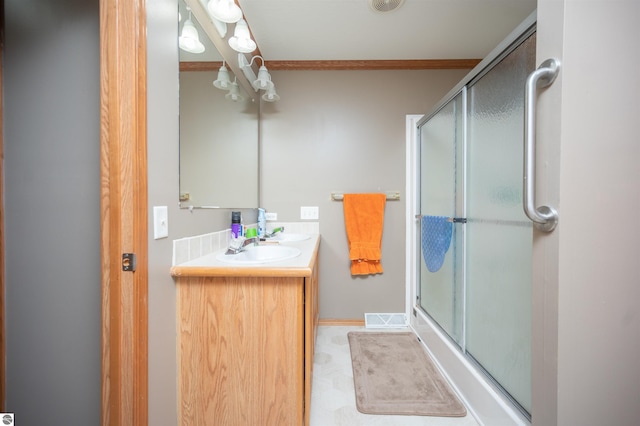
top-left (228, 19), bottom-right (256, 53)
top-left (213, 65), bottom-right (231, 89)
top-left (179, 19), bottom-right (205, 53)
top-left (252, 65), bottom-right (274, 90)
top-left (225, 82), bottom-right (244, 102)
top-left (262, 85), bottom-right (280, 102)
top-left (207, 0), bottom-right (242, 24)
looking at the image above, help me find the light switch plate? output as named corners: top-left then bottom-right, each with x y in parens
top-left (153, 206), bottom-right (169, 239)
top-left (265, 212), bottom-right (278, 221)
top-left (300, 206), bottom-right (319, 220)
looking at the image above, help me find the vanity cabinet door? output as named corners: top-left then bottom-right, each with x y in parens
top-left (178, 276), bottom-right (304, 426)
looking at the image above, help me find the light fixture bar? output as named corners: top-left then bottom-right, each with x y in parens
top-left (238, 54), bottom-right (258, 91)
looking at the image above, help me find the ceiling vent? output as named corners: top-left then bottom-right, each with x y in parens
top-left (369, 0), bottom-right (405, 13)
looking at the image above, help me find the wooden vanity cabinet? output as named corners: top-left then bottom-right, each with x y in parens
top-left (175, 245), bottom-right (319, 426)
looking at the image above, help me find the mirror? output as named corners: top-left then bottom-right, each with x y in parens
top-left (178, 0), bottom-right (259, 208)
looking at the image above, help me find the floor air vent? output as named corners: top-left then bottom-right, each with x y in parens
top-left (365, 313), bottom-right (408, 328)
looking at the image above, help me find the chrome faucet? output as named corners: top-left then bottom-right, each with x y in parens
top-left (265, 226), bottom-right (285, 238)
top-left (225, 236), bottom-right (259, 255)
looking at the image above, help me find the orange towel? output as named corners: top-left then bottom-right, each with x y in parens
top-left (343, 193), bottom-right (386, 275)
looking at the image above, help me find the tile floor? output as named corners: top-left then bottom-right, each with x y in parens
top-left (309, 326), bottom-right (481, 426)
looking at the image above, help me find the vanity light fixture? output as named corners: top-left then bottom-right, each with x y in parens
top-left (211, 17), bottom-right (228, 38)
top-left (238, 53), bottom-right (257, 83)
top-left (179, 9), bottom-right (205, 54)
top-left (261, 85), bottom-right (280, 103)
top-left (238, 54), bottom-right (280, 101)
top-left (248, 56), bottom-right (274, 91)
top-left (213, 61), bottom-right (231, 90)
top-left (207, 0), bottom-right (243, 23)
top-left (225, 78), bottom-right (245, 102)
top-left (228, 19), bottom-right (256, 53)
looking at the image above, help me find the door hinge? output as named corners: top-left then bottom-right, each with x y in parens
top-left (122, 253), bottom-right (136, 271)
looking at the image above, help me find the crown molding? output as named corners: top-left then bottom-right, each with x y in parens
top-left (179, 59), bottom-right (481, 72)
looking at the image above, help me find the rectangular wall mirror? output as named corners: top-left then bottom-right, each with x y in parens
top-left (178, 0), bottom-right (259, 208)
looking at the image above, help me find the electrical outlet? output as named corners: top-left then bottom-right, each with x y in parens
top-left (265, 212), bottom-right (278, 221)
top-left (300, 206), bottom-right (319, 220)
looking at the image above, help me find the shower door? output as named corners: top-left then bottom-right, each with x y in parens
top-left (418, 33), bottom-right (535, 416)
top-left (418, 91), bottom-right (465, 345)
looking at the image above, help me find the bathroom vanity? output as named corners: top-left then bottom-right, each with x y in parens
top-left (171, 235), bottom-right (320, 426)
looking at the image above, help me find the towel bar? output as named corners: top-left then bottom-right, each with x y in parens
top-left (331, 191), bottom-right (400, 201)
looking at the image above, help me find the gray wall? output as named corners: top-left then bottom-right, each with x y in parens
top-left (3, 0), bottom-right (101, 424)
top-left (147, 2), bottom-right (180, 424)
top-left (261, 69), bottom-right (468, 319)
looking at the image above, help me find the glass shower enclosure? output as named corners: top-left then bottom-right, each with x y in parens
top-left (417, 29), bottom-right (536, 417)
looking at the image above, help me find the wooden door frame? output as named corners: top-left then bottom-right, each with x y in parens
top-left (100, 0), bottom-right (148, 425)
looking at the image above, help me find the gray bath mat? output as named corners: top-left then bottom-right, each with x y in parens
top-left (348, 331), bottom-right (467, 417)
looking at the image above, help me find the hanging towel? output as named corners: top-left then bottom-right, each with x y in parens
top-left (343, 193), bottom-right (387, 276)
top-left (421, 215), bottom-right (453, 273)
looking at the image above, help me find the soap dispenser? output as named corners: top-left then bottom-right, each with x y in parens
top-left (257, 208), bottom-right (266, 238)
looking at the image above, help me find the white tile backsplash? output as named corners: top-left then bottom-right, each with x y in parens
top-left (268, 221), bottom-right (320, 234)
top-left (172, 229), bottom-right (230, 266)
top-left (172, 222), bottom-right (319, 266)
top-left (188, 237), bottom-right (201, 260)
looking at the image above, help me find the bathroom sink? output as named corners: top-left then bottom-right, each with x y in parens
top-left (269, 233), bottom-right (311, 242)
top-left (216, 245), bottom-right (302, 265)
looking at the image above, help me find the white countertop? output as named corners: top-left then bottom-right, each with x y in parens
top-left (171, 234), bottom-right (320, 278)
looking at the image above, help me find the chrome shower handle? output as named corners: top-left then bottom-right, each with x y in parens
top-left (523, 58), bottom-right (560, 232)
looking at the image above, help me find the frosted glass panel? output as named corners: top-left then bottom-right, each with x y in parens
top-left (417, 31), bottom-right (535, 417)
top-left (465, 33), bottom-right (535, 413)
top-left (419, 93), bottom-right (464, 344)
